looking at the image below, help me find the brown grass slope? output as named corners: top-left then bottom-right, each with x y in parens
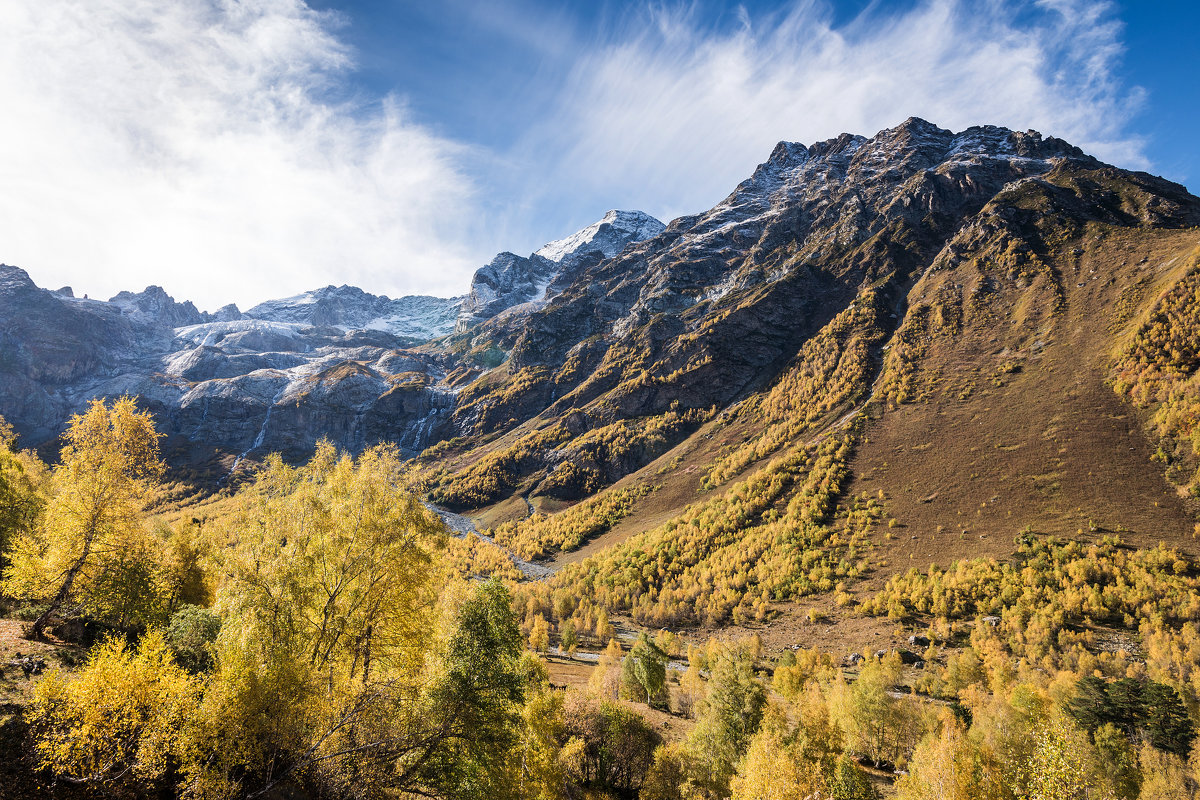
top-left (850, 171), bottom-right (1200, 571)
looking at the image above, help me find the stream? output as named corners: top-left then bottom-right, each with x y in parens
top-left (425, 503), bottom-right (556, 581)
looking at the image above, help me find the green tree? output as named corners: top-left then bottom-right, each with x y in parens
top-left (166, 604), bottom-right (221, 673)
top-left (561, 690), bottom-right (661, 795)
top-left (687, 642), bottom-right (767, 794)
top-left (1143, 682), bottom-right (1196, 758)
top-left (1067, 675), bottom-right (1195, 758)
top-left (560, 618), bottom-right (578, 658)
top-left (621, 632), bottom-right (667, 706)
top-left (829, 754), bottom-right (876, 800)
top-left (421, 578), bottom-right (527, 799)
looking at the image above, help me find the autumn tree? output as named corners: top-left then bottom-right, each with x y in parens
top-left (678, 648), bottom-right (706, 719)
top-left (831, 652), bottom-right (915, 768)
top-left (529, 614), bottom-right (550, 653)
top-left (215, 442), bottom-right (445, 686)
top-left (0, 415), bottom-right (45, 571)
top-left (3, 397), bottom-right (162, 639)
top-left (187, 442), bottom-right (452, 798)
top-left (27, 630), bottom-right (201, 789)
top-left (896, 718), bottom-right (980, 800)
top-left (732, 705), bottom-right (827, 800)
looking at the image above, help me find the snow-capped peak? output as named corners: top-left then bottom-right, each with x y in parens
top-left (534, 210), bottom-right (665, 264)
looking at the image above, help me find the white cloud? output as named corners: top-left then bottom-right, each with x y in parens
top-left (519, 0), bottom-right (1148, 228)
top-left (0, 0), bottom-right (1152, 310)
top-left (0, 0), bottom-right (478, 311)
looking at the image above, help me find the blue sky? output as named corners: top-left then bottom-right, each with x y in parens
top-left (0, 0), bottom-right (1195, 309)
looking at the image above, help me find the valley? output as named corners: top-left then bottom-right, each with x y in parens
top-left (3, 117), bottom-right (1200, 798)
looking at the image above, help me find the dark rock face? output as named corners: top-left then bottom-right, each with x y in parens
top-left (0, 265), bottom-right (156, 442)
top-left (462, 119), bottom-right (1114, 437)
top-left (457, 251), bottom-right (549, 331)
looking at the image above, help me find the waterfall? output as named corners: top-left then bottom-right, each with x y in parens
top-left (228, 383), bottom-right (289, 474)
top-left (399, 384), bottom-right (459, 455)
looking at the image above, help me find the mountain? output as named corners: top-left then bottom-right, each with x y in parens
top-left (0, 210), bottom-right (659, 470)
top-left (3, 117), bottom-right (1199, 592)
top-left (455, 209), bottom-right (664, 332)
top-left (410, 118), bottom-right (1200, 630)
top-left (0, 269), bottom-right (459, 467)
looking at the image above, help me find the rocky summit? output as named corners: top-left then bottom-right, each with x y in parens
top-left (454, 209), bottom-right (664, 333)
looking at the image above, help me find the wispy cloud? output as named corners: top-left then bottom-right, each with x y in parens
top-left (518, 0), bottom-right (1147, 227)
top-left (0, 0), bottom-right (478, 310)
top-left (0, 0), bottom-right (1150, 309)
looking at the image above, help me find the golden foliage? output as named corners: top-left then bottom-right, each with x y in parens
top-left (493, 484), bottom-right (653, 560)
top-left (535, 429), bottom-right (860, 626)
top-left (1111, 249), bottom-right (1200, 495)
top-left (29, 630), bottom-right (201, 786)
top-left (211, 441), bottom-right (445, 687)
top-left (3, 397), bottom-right (165, 636)
top-left (704, 291), bottom-right (885, 487)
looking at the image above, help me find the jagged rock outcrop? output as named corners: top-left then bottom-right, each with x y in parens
top-left (109, 286), bottom-right (208, 328)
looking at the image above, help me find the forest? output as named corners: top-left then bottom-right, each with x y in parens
top-left (3, 397), bottom-right (1200, 800)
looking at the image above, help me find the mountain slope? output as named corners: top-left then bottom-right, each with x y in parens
top-left (2, 118), bottom-right (1199, 615)
top-left (429, 120), bottom-right (1157, 505)
top-left (417, 119), bottom-right (1200, 628)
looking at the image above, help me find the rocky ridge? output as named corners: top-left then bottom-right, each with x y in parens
top-left (425, 117), bottom-right (1200, 511)
top-left (3, 118), bottom-right (1198, 499)
top-left (454, 209), bottom-right (664, 333)
top-left (0, 208), bottom-right (666, 469)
